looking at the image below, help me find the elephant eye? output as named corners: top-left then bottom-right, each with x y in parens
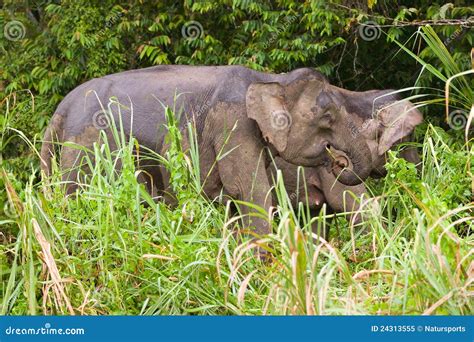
top-left (321, 110), bottom-right (333, 120)
top-left (319, 109), bottom-right (335, 129)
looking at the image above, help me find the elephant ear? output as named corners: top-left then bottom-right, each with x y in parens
top-left (246, 82), bottom-right (290, 153)
top-left (377, 100), bottom-right (423, 155)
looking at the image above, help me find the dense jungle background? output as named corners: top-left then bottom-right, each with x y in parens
top-left (0, 0), bottom-right (473, 315)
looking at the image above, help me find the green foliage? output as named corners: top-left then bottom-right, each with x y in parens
top-left (1, 108), bottom-right (471, 315)
top-left (1, 1), bottom-right (472, 177)
top-left (163, 107), bottom-right (190, 200)
top-left (0, 0), bottom-right (473, 316)
top-left (2, 1), bottom-right (473, 95)
top-left (0, 0), bottom-right (471, 207)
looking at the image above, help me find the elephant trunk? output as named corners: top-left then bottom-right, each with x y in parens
top-left (329, 130), bottom-right (372, 186)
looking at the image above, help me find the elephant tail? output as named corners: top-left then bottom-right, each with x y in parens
top-left (40, 113), bottom-right (64, 177)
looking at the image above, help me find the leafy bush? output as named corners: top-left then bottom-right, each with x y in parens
top-left (0, 0), bottom-right (472, 315)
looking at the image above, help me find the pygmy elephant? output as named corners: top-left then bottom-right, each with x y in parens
top-left (268, 152), bottom-right (366, 238)
top-left (268, 95), bottom-right (423, 237)
top-left (40, 65), bottom-right (420, 238)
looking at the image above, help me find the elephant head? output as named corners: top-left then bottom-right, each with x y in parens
top-left (246, 74), bottom-right (373, 186)
top-left (329, 87), bottom-right (423, 176)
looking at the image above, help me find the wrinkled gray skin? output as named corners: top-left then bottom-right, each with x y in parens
top-left (269, 96), bottom-right (423, 237)
top-left (40, 65), bottom-right (419, 237)
top-left (269, 152), bottom-right (365, 239)
top-left (270, 145), bottom-right (419, 237)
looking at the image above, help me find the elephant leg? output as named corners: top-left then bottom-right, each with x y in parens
top-left (59, 145), bottom-right (83, 195)
top-left (216, 140), bottom-right (272, 237)
top-left (200, 103), bottom-right (273, 238)
top-left (209, 113), bottom-right (272, 235)
top-left (269, 158), bottom-right (330, 239)
top-left (58, 127), bottom-right (127, 196)
top-left (136, 159), bottom-right (165, 200)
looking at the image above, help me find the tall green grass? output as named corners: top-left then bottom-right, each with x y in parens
top-left (1, 27), bottom-right (472, 315)
top-left (1, 102), bottom-right (472, 315)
